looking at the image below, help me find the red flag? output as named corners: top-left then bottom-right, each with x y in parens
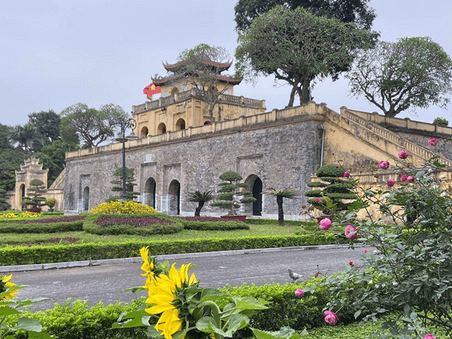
top-left (143, 83), bottom-right (161, 100)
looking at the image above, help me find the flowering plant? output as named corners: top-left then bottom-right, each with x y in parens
top-left (115, 247), bottom-right (269, 339)
top-left (0, 274), bottom-right (51, 338)
top-left (317, 138), bottom-right (452, 338)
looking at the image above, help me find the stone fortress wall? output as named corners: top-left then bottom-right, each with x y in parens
top-left (62, 101), bottom-right (452, 218)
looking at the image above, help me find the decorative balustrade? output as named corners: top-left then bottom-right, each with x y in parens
top-left (132, 89), bottom-right (265, 114)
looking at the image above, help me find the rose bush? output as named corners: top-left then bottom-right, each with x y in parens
top-left (314, 138), bottom-right (452, 338)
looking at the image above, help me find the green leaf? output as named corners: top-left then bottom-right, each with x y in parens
top-left (224, 314), bottom-right (249, 332)
top-left (16, 318), bottom-right (43, 332)
top-left (0, 306), bottom-right (20, 316)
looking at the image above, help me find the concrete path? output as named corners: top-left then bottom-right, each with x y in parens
top-left (2, 244), bottom-right (372, 311)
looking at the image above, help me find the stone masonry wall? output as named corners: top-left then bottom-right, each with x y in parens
top-left (64, 117), bottom-right (324, 219)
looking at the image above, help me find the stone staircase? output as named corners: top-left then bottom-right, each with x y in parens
top-left (325, 107), bottom-right (452, 167)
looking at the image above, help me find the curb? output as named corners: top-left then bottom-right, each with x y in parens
top-left (0, 243), bottom-right (369, 273)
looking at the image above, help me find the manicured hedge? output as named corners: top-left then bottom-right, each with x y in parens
top-left (6, 278), bottom-right (363, 339)
top-left (0, 233), bottom-right (346, 266)
top-left (244, 218), bottom-right (317, 227)
top-left (83, 213), bottom-right (184, 236)
top-left (0, 219), bottom-right (84, 234)
top-left (177, 217), bottom-right (250, 231)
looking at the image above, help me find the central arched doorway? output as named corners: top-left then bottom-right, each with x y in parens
top-left (168, 180), bottom-right (180, 215)
top-left (244, 175), bottom-right (263, 216)
top-left (143, 177), bottom-right (156, 209)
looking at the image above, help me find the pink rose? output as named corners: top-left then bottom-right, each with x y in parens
top-left (364, 250), bottom-right (368, 253)
top-left (379, 161), bottom-right (389, 170)
top-left (423, 335), bottom-right (435, 339)
top-left (319, 218), bottom-right (332, 230)
top-left (315, 197), bottom-right (321, 203)
top-left (400, 174), bottom-right (407, 181)
top-left (349, 260), bottom-right (354, 267)
top-left (345, 225), bottom-right (358, 241)
top-left (407, 176), bottom-right (415, 183)
top-left (428, 137), bottom-right (437, 147)
top-left (324, 311), bottom-right (338, 325)
top-left (294, 288), bottom-right (304, 298)
top-left (398, 150), bottom-right (408, 159)
top-left (343, 171), bottom-right (350, 178)
top-left (387, 179), bottom-right (395, 187)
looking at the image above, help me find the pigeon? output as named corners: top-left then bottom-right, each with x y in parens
top-left (288, 268), bottom-right (303, 281)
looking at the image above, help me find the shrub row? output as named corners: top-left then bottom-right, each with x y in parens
top-left (179, 219), bottom-right (250, 231)
top-left (244, 218), bottom-right (317, 227)
top-left (7, 278), bottom-right (361, 339)
top-left (83, 213), bottom-right (184, 236)
top-left (0, 220), bottom-right (84, 234)
top-left (0, 234), bottom-right (345, 266)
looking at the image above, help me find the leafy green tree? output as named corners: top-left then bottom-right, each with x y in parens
top-left (433, 117), bottom-right (449, 126)
top-left (155, 43), bottom-right (238, 122)
top-left (33, 140), bottom-right (79, 187)
top-left (60, 103), bottom-right (128, 148)
top-left (10, 123), bottom-right (42, 152)
top-left (0, 148), bottom-right (28, 191)
top-left (211, 171), bottom-right (256, 216)
top-left (0, 188), bottom-right (11, 211)
top-left (262, 188), bottom-right (298, 226)
top-left (27, 110), bottom-right (61, 147)
top-left (22, 179), bottom-right (47, 210)
top-left (0, 123), bottom-right (13, 149)
top-left (109, 167), bottom-right (139, 201)
top-left (347, 37), bottom-right (452, 117)
top-left (235, 6), bottom-right (372, 107)
top-left (187, 191), bottom-right (213, 216)
top-left (234, 0), bottom-right (376, 33)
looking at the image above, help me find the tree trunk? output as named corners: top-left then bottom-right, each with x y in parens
top-left (287, 85), bottom-right (297, 107)
top-left (277, 195), bottom-right (284, 226)
top-left (299, 78), bottom-right (311, 105)
top-left (194, 201), bottom-right (204, 217)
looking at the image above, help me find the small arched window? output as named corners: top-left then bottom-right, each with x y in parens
top-left (158, 123), bottom-right (167, 134)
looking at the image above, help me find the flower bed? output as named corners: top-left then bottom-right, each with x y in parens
top-left (13, 216), bottom-right (85, 224)
top-left (83, 213), bottom-right (183, 236)
top-left (0, 217), bottom-right (85, 234)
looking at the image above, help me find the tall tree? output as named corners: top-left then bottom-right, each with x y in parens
top-left (234, 0), bottom-right (376, 33)
top-left (60, 103), bottom-right (129, 148)
top-left (262, 188), bottom-right (299, 226)
top-left (10, 123), bottom-right (42, 152)
top-left (235, 6), bottom-right (372, 106)
top-left (347, 37), bottom-right (452, 117)
top-left (27, 110), bottom-right (61, 147)
top-left (154, 44), bottom-right (240, 122)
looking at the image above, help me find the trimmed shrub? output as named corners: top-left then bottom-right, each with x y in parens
top-left (0, 218), bottom-right (85, 234)
top-left (83, 213), bottom-right (183, 236)
top-left (0, 234), bottom-right (345, 266)
top-left (177, 217), bottom-right (250, 231)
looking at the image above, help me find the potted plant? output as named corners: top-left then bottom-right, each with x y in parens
top-left (304, 164), bottom-right (357, 221)
top-left (22, 179), bottom-right (47, 212)
top-left (211, 171), bottom-right (256, 221)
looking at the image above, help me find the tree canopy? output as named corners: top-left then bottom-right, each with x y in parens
top-left (234, 0), bottom-right (376, 33)
top-left (60, 103), bottom-right (129, 148)
top-left (156, 43), bottom-right (237, 122)
top-left (235, 5), bottom-right (372, 107)
top-left (347, 37), bottom-right (452, 117)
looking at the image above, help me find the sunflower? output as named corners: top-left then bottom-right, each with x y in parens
top-left (1, 274), bottom-right (18, 300)
top-left (140, 247), bottom-right (156, 288)
top-left (145, 263), bottom-right (197, 339)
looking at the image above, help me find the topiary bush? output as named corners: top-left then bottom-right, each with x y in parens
top-left (305, 164), bottom-right (357, 215)
top-left (177, 216), bottom-right (250, 230)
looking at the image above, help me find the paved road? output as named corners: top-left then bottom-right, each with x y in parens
top-left (5, 245), bottom-right (372, 311)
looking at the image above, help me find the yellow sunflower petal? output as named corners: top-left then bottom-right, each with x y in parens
top-left (168, 263), bottom-right (182, 288)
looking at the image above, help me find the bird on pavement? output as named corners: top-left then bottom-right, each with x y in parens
top-left (288, 268), bottom-right (303, 281)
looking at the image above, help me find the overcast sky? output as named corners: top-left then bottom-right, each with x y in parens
top-left (1, 0), bottom-right (451, 128)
